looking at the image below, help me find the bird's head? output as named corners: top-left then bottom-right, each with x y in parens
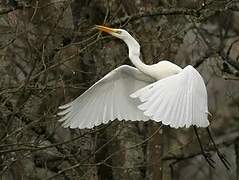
top-left (95, 25), bottom-right (129, 40)
top-left (95, 25), bottom-right (140, 56)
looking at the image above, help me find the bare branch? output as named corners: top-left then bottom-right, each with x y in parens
top-left (110, 3), bottom-right (239, 26)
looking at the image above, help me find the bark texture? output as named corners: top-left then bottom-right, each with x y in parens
top-left (0, 0), bottom-right (239, 180)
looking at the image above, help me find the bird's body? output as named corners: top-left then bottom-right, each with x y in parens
top-left (144, 61), bottom-right (182, 80)
top-left (58, 25), bottom-right (209, 129)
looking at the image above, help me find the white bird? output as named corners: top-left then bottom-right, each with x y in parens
top-left (58, 25), bottom-right (209, 129)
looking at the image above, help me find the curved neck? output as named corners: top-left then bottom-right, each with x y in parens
top-left (123, 36), bottom-right (150, 75)
top-left (129, 55), bottom-right (151, 74)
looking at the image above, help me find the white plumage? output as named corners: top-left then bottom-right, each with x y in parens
top-left (59, 65), bottom-right (154, 128)
top-left (58, 25), bottom-right (209, 129)
top-left (131, 65), bottom-right (209, 128)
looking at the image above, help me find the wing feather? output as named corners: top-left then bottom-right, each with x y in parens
top-left (58, 65), bottom-right (154, 129)
top-left (131, 65), bottom-right (209, 128)
top-left (169, 87), bottom-right (183, 128)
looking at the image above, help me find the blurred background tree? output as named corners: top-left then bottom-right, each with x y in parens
top-left (0, 0), bottom-right (239, 180)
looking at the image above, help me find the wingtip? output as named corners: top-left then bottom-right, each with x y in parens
top-left (129, 93), bottom-right (137, 98)
top-left (59, 102), bottom-right (72, 109)
top-left (207, 111), bottom-right (212, 116)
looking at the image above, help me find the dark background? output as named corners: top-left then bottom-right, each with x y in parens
top-left (0, 0), bottom-right (239, 179)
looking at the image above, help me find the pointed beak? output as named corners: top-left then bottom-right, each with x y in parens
top-left (95, 25), bottom-right (117, 35)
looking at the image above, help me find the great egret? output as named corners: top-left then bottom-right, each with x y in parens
top-left (58, 25), bottom-right (230, 169)
top-left (58, 25), bottom-right (209, 129)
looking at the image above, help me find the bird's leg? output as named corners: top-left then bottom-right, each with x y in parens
top-left (193, 126), bottom-right (215, 168)
top-left (206, 127), bottom-right (231, 170)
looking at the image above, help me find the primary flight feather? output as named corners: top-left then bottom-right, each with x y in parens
top-left (58, 25), bottom-right (209, 129)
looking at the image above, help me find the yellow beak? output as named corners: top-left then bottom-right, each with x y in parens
top-left (95, 25), bottom-right (116, 34)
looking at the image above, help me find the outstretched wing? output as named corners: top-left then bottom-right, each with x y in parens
top-left (131, 65), bottom-right (209, 128)
top-left (58, 65), bottom-right (154, 129)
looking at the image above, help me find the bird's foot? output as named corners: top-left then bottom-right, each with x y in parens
top-left (202, 152), bottom-right (215, 168)
top-left (217, 152), bottom-right (231, 170)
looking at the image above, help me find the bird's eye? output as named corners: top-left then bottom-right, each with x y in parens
top-left (116, 30), bottom-right (122, 34)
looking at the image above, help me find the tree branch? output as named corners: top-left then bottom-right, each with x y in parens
top-left (0, 5), bottom-right (26, 15)
top-left (110, 4), bottom-right (239, 26)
